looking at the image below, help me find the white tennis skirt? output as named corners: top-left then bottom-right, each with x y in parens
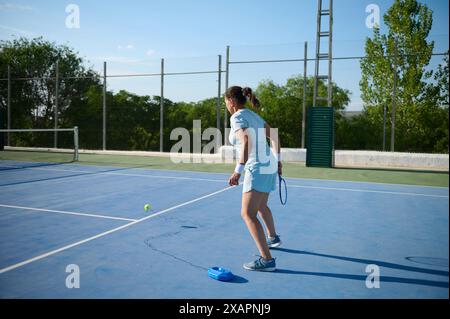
top-left (242, 168), bottom-right (277, 193)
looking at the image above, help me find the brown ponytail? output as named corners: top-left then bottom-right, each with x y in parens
top-left (225, 86), bottom-right (260, 109)
top-left (242, 87), bottom-right (260, 109)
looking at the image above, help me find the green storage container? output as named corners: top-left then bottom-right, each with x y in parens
top-left (306, 106), bottom-right (334, 168)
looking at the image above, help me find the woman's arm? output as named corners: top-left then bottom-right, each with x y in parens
top-left (264, 122), bottom-right (280, 158)
top-left (236, 128), bottom-right (249, 165)
top-left (264, 122), bottom-right (282, 175)
top-left (228, 128), bottom-right (248, 186)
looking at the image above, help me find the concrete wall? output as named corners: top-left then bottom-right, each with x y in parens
top-left (219, 146), bottom-right (449, 171)
top-left (334, 150), bottom-right (449, 171)
top-left (7, 146), bottom-right (447, 171)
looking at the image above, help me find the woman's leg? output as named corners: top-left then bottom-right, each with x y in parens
top-left (257, 193), bottom-right (277, 238)
top-left (241, 190), bottom-right (273, 260)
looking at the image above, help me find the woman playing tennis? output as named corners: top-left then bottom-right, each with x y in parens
top-left (225, 86), bottom-right (282, 272)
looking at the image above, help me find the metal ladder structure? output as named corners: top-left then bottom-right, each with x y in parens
top-left (306, 0), bottom-right (335, 168)
top-left (313, 0), bottom-right (333, 107)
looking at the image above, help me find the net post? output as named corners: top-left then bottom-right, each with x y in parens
top-left (74, 126), bottom-right (79, 161)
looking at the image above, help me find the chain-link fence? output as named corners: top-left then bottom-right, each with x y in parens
top-left (0, 37), bottom-right (448, 153)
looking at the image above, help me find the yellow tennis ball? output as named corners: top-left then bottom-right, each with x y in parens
top-left (144, 204), bottom-right (151, 211)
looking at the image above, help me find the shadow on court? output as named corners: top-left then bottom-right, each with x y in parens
top-left (0, 164), bottom-right (144, 188)
top-left (272, 247), bottom-right (449, 288)
top-left (225, 275), bottom-right (248, 284)
top-left (77, 160), bottom-right (159, 170)
top-left (272, 248), bottom-right (449, 277)
top-left (274, 269), bottom-right (448, 288)
top-left (0, 161), bottom-right (70, 172)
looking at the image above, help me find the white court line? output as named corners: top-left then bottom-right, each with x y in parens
top-left (0, 186), bottom-right (235, 274)
top-left (0, 164), bottom-right (224, 183)
top-left (104, 172), bottom-right (223, 183)
top-left (2, 160), bottom-right (448, 189)
top-left (286, 176), bottom-right (449, 189)
top-left (0, 204), bottom-right (137, 222)
top-left (1, 162), bottom-right (447, 197)
top-left (288, 185), bottom-right (449, 198)
top-left (68, 162), bottom-right (450, 189)
top-left (1, 159), bottom-right (449, 189)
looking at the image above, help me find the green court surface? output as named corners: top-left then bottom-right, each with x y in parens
top-left (1, 150), bottom-right (448, 187)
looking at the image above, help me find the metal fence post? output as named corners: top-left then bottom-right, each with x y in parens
top-left (391, 38), bottom-right (398, 152)
top-left (160, 58), bottom-right (165, 152)
top-left (7, 65), bottom-right (11, 146)
top-left (103, 61), bottom-right (107, 150)
top-left (217, 54), bottom-right (222, 150)
top-left (54, 60), bottom-right (59, 148)
top-left (302, 41), bottom-right (308, 149)
top-left (383, 104), bottom-right (387, 151)
top-left (217, 55), bottom-right (222, 130)
top-left (74, 126), bottom-right (79, 161)
top-left (328, 0), bottom-right (334, 108)
top-left (224, 46), bottom-right (230, 146)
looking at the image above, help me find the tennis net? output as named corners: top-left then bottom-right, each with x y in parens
top-left (0, 127), bottom-right (79, 167)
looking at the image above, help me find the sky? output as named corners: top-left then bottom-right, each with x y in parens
top-left (0, 0), bottom-right (449, 111)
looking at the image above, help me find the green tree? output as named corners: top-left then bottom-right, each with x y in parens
top-left (63, 85), bottom-right (104, 149)
top-left (165, 98), bottom-right (222, 152)
top-left (107, 90), bottom-right (161, 151)
top-left (335, 115), bottom-right (382, 150)
top-left (130, 126), bottom-right (153, 151)
top-left (255, 76), bottom-right (350, 148)
top-left (0, 37), bottom-right (101, 148)
top-left (421, 54), bottom-right (449, 153)
top-left (359, 0), bottom-right (445, 152)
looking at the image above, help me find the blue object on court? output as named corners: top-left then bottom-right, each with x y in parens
top-left (278, 174), bottom-right (287, 205)
top-left (208, 267), bottom-right (234, 281)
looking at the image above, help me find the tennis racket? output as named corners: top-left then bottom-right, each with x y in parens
top-left (278, 174), bottom-right (287, 205)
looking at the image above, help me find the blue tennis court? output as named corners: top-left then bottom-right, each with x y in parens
top-left (0, 160), bottom-right (448, 298)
